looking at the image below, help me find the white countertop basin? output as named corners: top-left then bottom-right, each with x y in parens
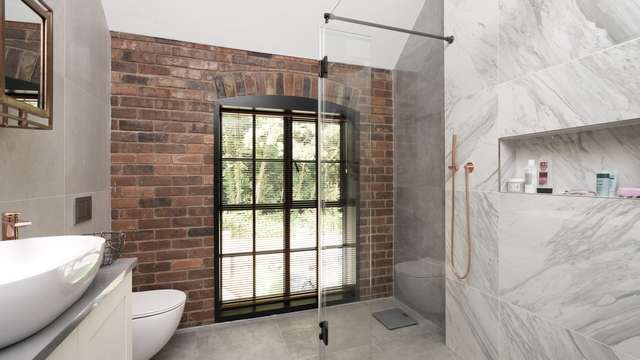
top-left (0, 236), bottom-right (105, 349)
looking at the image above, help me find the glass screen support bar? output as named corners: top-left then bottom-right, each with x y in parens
top-left (324, 13), bottom-right (455, 44)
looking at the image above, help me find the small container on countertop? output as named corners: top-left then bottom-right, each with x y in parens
top-left (596, 172), bottom-right (611, 197)
top-left (506, 178), bottom-right (525, 193)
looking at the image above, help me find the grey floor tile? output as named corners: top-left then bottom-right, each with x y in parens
top-left (152, 332), bottom-right (197, 360)
top-left (153, 298), bottom-right (456, 360)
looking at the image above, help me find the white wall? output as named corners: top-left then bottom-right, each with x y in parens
top-left (5, 1), bottom-right (41, 22)
top-left (101, 0), bottom-right (431, 69)
top-left (0, 0), bottom-right (111, 236)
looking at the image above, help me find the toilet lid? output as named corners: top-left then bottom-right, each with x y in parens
top-left (132, 289), bottom-right (186, 319)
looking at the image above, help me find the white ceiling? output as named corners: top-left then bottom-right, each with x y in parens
top-left (101, 0), bottom-right (428, 69)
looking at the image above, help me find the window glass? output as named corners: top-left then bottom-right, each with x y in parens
top-left (222, 161), bottom-right (253, 205)
top-left (218, 108), bottom-right (351, 319)
top-left (256, 116), bottom-right (284, 159)
top-left (222, 113), bottom-right (253, 158)
top-left (292, 121), bottom-right (316, 160)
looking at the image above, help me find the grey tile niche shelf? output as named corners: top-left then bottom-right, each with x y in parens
top-left (498, 118), bottom-right (640, 201)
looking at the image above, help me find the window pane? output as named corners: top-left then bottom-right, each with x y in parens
top-left (221, 210), bottom-right (253, 254)
top-left (222, 113), bottom-right (253, 158)
top-left (256, 210), bottom-right (284, 252)
top-left (322, 207), bottom-right (343, 247)
top-left (322, 248), bottom-right (344, 289)
top-left (321, 247), bottom-right (355, 289)
top-left (321, 162), bottom-right (340, 202)
top-left (321, 122), bottom-right (340, 161)
top-left (344, 246), bottom-right (356, 286)
top-left (292, 121), bottom-right (316, 160)
top-left (222, 255), bottom-right (253, 301)
top-left (291, 209), bottom-right (316, 249)
top-left (291, 250), bottom-right (317, 293)
top-left (293, 162), bottom-right (316, 201)
top-left (256, 115), bottom-right (284, 159)
top-left (256, 253), bottom-right (284, 297)
top-left (256, 161), bottom-right (283, 204)
top-left (222, 161), bottom-right (253, 205)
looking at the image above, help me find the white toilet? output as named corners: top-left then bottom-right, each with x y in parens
top-left (132, 289), bottom-right (186, 360)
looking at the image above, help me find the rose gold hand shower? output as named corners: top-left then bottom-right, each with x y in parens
top-left (448, 134), bottom-right (474, 280)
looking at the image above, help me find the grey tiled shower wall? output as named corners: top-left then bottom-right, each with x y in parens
top-left (0, 0), bottom-right (111, 237)
top-left (393, 0), bottom-right (446, 327)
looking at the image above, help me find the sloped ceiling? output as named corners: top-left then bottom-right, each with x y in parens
top-left (101, 0), bottom-right (429, 69)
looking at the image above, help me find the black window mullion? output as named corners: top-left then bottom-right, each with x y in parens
top-left (284, 115), bottom-right (293, 305)
top-left (252, 113), bottom-right (257, 304)
top-left (315, 116), bottom-right (320, 298)
top-left (339, 122), bottom-right (348, 287)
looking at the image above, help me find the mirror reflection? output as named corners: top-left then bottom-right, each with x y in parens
top-left (4, 0), bottom-right (43, 108)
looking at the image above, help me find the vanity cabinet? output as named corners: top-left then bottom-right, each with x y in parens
top-left (47, 272), bottom-right (132, 360)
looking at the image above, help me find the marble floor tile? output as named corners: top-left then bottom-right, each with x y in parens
top-left (154, 298), bottom-right (457, 360)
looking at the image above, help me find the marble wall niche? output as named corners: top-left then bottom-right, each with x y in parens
top-left (443, 0), bottom-right (640, 358)
top-left (500, 120), bottom-right (640, 195)
top-left (0, 0), bottom-right (111, 236)
top-left (393, 0), bottom-right (446, 327)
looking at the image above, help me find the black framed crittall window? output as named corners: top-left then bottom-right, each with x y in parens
top-left (213, 96), bottom-right (359, 321)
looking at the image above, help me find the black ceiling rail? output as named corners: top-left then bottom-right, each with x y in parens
top-left (324, 12), bottom-right (455, 44)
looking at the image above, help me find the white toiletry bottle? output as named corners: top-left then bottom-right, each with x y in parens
top-left (524, 159), bottom-right (537, 194)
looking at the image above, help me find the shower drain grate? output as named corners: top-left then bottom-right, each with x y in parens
top-left (372, 308), bottom-right (417, 330)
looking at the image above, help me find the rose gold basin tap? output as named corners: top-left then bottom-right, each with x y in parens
top-left (2, 212), bottom-right (32, 240)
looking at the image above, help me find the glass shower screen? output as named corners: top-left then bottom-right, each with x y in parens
top-left (318, 26), bottom-right (375, 358)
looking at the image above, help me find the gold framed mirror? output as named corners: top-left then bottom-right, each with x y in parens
top-left (0, 0), bottom-right (52, 130)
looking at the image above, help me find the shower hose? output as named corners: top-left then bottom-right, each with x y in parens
top-left (448, 134), bottom-right (474, 280)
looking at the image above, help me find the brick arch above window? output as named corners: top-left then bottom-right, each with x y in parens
top-left (211, 72), bottom-right (360, 111)
top-left (211, 72), bottom-right (318, 100)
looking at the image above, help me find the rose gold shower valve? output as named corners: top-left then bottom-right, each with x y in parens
top-left (464, 162), bottom-right (475, 173)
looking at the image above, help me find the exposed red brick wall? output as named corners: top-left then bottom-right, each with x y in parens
top-left (110, 32), bottom-right (393, 327)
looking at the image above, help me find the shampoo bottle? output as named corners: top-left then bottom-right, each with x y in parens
top-left (537, 159), bottom-right (552, 193)
top-left (524, 159), bottom-right (537, 194)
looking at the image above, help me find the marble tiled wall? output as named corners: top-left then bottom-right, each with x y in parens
top-left (393, 0), bottom-right (445, 327)
top-left (0, 0), bottom-right (111, 236)
top-left (443, 0), bottom-right (640, 359)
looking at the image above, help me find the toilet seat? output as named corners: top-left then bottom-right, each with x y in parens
top-left (132, 289), bottom-right (186, 319)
